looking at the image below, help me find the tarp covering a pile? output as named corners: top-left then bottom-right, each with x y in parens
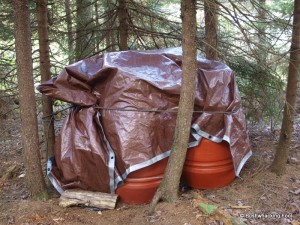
top-left (38, 47), bottom-right (251, 194)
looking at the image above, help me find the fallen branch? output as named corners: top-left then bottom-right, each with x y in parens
top-left (229, 204), bottom-right (252, 209)
top-left (59, 189), bottom-right (118, 210)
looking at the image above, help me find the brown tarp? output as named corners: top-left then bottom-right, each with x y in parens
top-left (38, 47), bottom-right (251, 194)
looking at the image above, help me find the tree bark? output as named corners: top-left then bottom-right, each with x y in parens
top-left (149, 0), bottom-right (197, 214)
top-left (36, 0), bottom-right (55, 158)
top-left (204, 0), bottom-right (218, 60)
top-left (59, 190), bottom-right (118, 209)
top-left (105, 0), bottom-right (116, 52)
top-left (94, 1), bottom-right (100, 52)
top-left (64, 0), bottom-right (74, 63)
top-left (271, 0), bottom-right (300, 175)
top-left (75, 0), bottom-right (94, 61)
top-left (13, 0), bottom-right (48, 199)
top-left (257, 0), bottom-right (267, 64)
top-left (118, 0), bottom-right (128, 51)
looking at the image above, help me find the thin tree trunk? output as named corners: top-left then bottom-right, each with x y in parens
top-left (64, 0), bottom-right (73, 63)
top-left (75, 0), bottom-right (94, 61)
top-left (271, 0), bottom-right (300, 175)
top-left (149, 0), bottom-right (197, 214)
top-left (118, 0), bottom-right (128, 50)
top-left (94, 1), bottom-right (100, 52)
top-left (204, 0), bottom-right (218, 60)
top-left (36, 0), bottom-right (55, 158)
top-left (110, 18), bottom-right (117, 52)
top-left (105, 0), bottom-right (116, 52)
top-left (257, 0), bottom-right (267, 64)
top-left (13, 0), bottom-right (48, 199)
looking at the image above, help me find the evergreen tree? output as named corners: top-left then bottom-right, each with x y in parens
top-left (271, 0), bottom-right (300, 175)
top-left (13, 0), bottom-right (48, 199)
top-left (149, 0), bottom-right (197, 213)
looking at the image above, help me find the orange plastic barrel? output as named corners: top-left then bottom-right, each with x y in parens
top-left (116, 157), bottom-right (168, 204)
top-left (182, 138), bottom-right (235, 189)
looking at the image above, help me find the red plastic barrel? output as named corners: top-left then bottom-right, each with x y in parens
top-left (182, 138), bottom-right (235, 189)
top-left (116, 158), bottom-right (168, 204)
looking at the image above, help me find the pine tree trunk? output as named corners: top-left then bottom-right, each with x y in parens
top-left (271, 0), bottom-right (300, 175)
top-left (75, 0), bottom-right (94, 61)
top-left (204, 0), bottom-right (218, 60)
top-left (94, 1), bottom-right (100, 52)
top-left (36, 0), bottom-right (55, 158)
top-left (105, 0), bottom-right (116, 52)
top-left (64, 0), bottom-right (73, 63)
top-left (118, 0), bottom-right (128, 51)
top-left (13, 0), bottom-right (48, 199)
top-left (257, 0), bottom-right (267, 64)
top-left (149, 0), bottom-right (197, 214)
top-left (109, 20), bottom-right (117, 52)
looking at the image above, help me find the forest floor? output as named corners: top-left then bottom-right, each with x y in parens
top-left (0, 108), bottom-right (299, 225)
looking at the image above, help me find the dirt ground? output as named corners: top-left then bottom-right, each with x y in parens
top-left (0, 109), bottom-right (299, 225)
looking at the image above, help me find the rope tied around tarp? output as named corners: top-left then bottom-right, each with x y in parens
top-left (44, 104), bottom-right (240, 164)
top-left (42, 105), bottom-right (75, 120)
top-left (93, 106), bottom-right (240, 115)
